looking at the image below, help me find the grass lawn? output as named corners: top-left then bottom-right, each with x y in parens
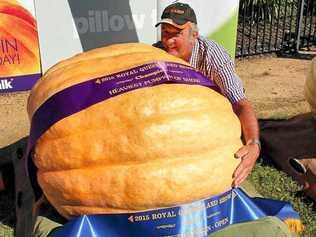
top-left (250, 158), bottom-right (316, 237)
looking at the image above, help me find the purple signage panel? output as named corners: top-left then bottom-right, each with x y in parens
top-left (0, 74), bottom-right (41, 93)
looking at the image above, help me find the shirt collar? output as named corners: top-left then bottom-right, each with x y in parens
top-left (189, 38), bottom-right (199, 66)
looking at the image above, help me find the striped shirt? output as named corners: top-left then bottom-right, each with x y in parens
top-left (189, 36), bottom-right (245, 103)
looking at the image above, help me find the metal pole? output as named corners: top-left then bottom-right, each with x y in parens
top-left (281, 0), bottom-right (289, 48)
top-left (274, 0), bottom-right (281, 50)
top-left (241, 0), bottom-right (247, 56)
top-left (296, 0), bottom-right (305, 51)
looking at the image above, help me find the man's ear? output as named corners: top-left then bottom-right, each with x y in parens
top-left (190, 31), bottom-right (198, 43)
top-left (192, 31), bottom-right (198, 39)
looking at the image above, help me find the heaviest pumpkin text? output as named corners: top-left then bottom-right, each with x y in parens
top-left (95, 62), bottom-right (203, 96)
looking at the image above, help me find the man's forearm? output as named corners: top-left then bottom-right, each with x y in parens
top-left (231, 98), bottom-right (260, 187)
top-left (232, 98), bottom-right (259, 144)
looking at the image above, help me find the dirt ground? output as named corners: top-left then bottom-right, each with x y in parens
top-left (236, 56), bottom-right (311, 120)
top-left (0, 55), bottom-right (313, 148)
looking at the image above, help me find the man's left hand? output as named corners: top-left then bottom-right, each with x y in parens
top-left (232, 143), bottom-right (260, 187)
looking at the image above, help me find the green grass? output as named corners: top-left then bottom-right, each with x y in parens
top-left (262, 114), bottom-right (293, 120)
top-left (249, 159), bottom-right (316, 237)
top-left (0, 223), bottom-right (14, 237)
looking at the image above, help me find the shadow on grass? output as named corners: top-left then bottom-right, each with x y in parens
top-left (250, 154), bottom-right (316, 237)
top-left (0, 163), bottom-right (15, 229)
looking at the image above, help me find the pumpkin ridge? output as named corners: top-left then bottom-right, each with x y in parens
top-left (44, 51), bottom-right (152, 79)
top-left (38, 146), bottom-right (240, 219)
top-left (34, 124), bottom-right (238, 170)
top-left (46, 51), bottom-right (177, 81)
top-left (35, 141), bottom-right (239, 172)
top-left (36, 105), bottom-right (218, 140)
top-left (44, 44), bottom-right (163, 77)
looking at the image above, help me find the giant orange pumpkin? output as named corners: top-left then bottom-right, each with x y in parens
top-left (28, 43), bottom-right (241, 219)
top-left (0, 0), bottom-right (40, 76)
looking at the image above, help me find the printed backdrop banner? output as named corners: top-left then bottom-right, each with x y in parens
top-left (34, 0), bottom-right (157, 72)
top-left (157, 0), bottom-right (240, 57)
top-left (0, 0), bottom-right (41, 93)
top-left (1, 0), bottom-right (239, 93)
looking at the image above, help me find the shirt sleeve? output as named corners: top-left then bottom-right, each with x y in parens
top-left (206, 42), bottom-right (245, 104)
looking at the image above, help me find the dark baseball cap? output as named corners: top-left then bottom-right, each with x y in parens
top-left (155, 2), bottom-right (197, 29)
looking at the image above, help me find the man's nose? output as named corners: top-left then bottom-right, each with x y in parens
top-left (166, 36), bottom-right (176, 47)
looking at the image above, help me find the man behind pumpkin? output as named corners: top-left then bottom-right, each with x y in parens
top-left (153, 2), bottom-right (297, 237)
top-left (153, 2), bottom-right (260, 188)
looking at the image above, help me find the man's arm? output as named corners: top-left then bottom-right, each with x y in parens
top-left (189, 38), bottom-right (260, 186)
top-left (232, 98), bottom-right (260, 187)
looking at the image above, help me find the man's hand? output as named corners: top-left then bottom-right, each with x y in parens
top-left (232, 99), bottom-right (260, 187)
top-left (232, 143), bottom-right (260, 187)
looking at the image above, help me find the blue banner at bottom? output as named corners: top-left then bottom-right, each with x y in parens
top-left (51, 188), bottom-right (300, 237)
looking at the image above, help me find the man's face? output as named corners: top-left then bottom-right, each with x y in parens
top-left (161, 23), bottom-right (197, 62)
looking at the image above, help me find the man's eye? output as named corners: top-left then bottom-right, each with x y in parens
top-left (162, 31), bottom-right (182, 38)
top-left (177, 30), bottom-right (184, 36)
top-left (171, 32), bottom-right (182, 38)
